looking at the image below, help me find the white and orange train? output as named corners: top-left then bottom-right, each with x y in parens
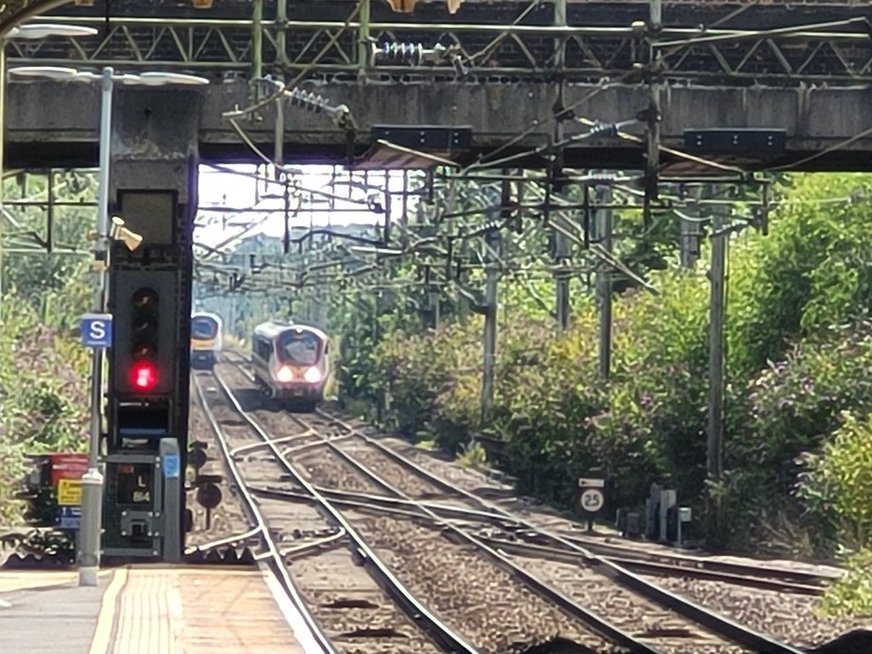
top-left (250, 320), bottom-right (330, 411)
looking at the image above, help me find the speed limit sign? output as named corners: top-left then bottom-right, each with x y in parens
top-left (579, 488), bottom-right (604, 513)
top-left (577, 475), bottom-right (607, 518)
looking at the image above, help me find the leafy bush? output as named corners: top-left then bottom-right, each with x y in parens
top-left (376, 318), bottom-right (481, 447)
top-left (727, 173), bottom-right (872, 378)
top-left (0, 301), bottom-right (89, 523)
top-left (798, 409), bottom-right (872, 551)
top-left (721, 319), bottom-right (872, 552)
top-left (818, 548), bottom-right (872, 617)
top-left (370, 268), bottom-right (713, 513)
top-left (457, 441), bottom-right (488, 469)
top-left (334, 172), bottom-right (872, 567)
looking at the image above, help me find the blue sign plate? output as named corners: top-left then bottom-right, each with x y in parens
top-left (81, 313), bottom-right (113, 348)
top-left (56, 506), bottom-right (82, 530)
top-left (162, 454), bottom-right (180, 479)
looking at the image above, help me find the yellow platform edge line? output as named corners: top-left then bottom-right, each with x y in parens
top-left (89, 568), bottom-right (129, 654)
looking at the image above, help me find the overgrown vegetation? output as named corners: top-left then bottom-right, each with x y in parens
top-left (327, 173), bottom-right (872, 614)
top-left (0, 171), bottom-right (93, 525)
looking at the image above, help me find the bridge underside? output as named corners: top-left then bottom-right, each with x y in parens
top-left (3, 1), bottom-right (872, 174)
top-left (6, 79), bottom-right (872, 174)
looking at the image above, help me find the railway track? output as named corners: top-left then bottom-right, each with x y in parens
top-left (200, 359), bottom-right (825, 654)
top-left (305, 411), bottom-right (838, 594)
top-left (217, 349), bottom-right (840, 595)
top-left (192, 371), bottom-right (453, 654)
top-left (197, 369), bottom-right (629, 653)
top-left (189, 372), bottom-right (337, 654)
top-left (244, 478), bottom-right (829, 597)
top-left (274, 413), bottom-right (807, 654)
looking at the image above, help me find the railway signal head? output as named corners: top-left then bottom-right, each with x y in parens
top-left (110, 270), bottom-right (179, 397)
top-left (130, 287), bottom-right (160, 392)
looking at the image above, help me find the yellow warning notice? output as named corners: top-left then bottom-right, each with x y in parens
top-left (57, 479), bottom-right (83, 506)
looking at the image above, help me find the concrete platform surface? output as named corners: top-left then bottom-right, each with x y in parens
top-left (0, 566), bottom-right (310, 654)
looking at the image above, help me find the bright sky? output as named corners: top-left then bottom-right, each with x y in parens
top-left (195, 164), bottom-right (419, 251)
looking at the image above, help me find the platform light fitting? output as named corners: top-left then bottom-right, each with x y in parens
top-left (110, 216), bottom-right (144, 251)
top-left (7, 24), bottom-right (98, 40)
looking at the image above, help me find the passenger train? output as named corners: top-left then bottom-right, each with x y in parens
top-left (251, 320), bottom-right (330, 411)
top-left (190, 312), bottom-right (223, 370)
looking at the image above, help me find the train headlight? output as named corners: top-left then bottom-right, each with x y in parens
top-left (277, 366), bottom-right (294, 382)
top-left (303, 367), bottom-right (322, 383)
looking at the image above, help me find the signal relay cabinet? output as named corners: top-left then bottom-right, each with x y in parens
top-left (101, 439), bottom-right (182, 560)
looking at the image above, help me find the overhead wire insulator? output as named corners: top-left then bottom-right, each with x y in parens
top-left (587, 122), bottom-right (620, 138)
top-left (286, 87), bottom-right (334, 115)
top-left (371, 41), bottom-right (469, 76)
top-left (373, 42), bottom-right (426, 66)
top-left (282, 86), bottom-right (357, 132)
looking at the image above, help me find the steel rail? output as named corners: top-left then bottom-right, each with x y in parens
top-left (255, 417), bottom-right (669, 653)
top-left (306, 407), bottom-right (810, 654)
top-left (190, 374), bottom-right (337, 654)
top-left (269, 478), bottom-right (840, 586)
top-left (556, 533), bottom-right (840, 586)
top-left (216, 363), bottom-right (664, 653)
top-left (249, 485), bottom-right (451, 524)
top-left (209, 368), bottom-right (481, 654)
top-left (248, 483), bottom-right (522, 526)
top-left (476, 537), bottom-right (828, 596)
top-left (183, 526), bottom-right (263, 555)
top-left (246, 483), bottom-right (829, 594)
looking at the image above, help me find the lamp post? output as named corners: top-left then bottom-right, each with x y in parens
top-left (9, 65), bottom-right (208, 586)
top-left (0, 23), bottom-right (98, 310)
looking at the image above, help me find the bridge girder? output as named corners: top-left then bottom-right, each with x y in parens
top-left (5, 78), bottom-right (872, 173)
top-left (3, 2), bottom-right (872, 85)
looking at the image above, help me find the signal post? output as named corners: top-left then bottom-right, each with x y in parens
top-left (103, 86), bottom-right (202, 561)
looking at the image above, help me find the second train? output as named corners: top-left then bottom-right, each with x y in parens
top-left (190, 311), bottom-right (223, 370)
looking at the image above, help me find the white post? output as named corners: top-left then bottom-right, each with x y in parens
top-left (78, 66), bottom-right (114, 587)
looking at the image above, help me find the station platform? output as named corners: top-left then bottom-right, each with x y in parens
top-left (0, 564), bottom-right (315, 654)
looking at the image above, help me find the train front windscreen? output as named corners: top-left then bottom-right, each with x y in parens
top-left (278, 331), bottom-right (321, 366)
top-left (192, 317), bottom-right (219, 340)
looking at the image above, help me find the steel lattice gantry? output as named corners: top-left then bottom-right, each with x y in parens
top-left (3, 0), bottom-right (872, 85)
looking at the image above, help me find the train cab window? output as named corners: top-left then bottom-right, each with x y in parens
top-left (278, 331), bottom-right (321, 366)
top-left (192, 318), bottom-right (218, 339)
top-left (253, 337), bottom-right (272, 361)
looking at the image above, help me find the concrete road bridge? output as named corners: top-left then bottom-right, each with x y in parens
top-left (1, 0), bottom-right (872, 173)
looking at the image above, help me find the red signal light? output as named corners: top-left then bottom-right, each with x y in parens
top-left (130, 361), bottom-right (158, 392)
